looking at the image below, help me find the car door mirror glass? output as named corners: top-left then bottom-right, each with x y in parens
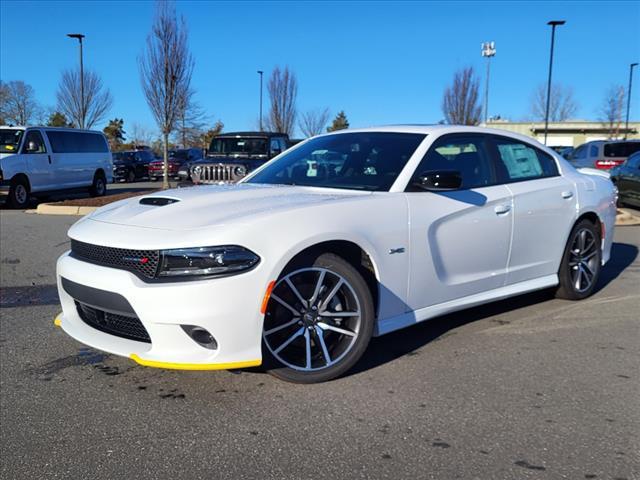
top-left (413, 171), bottom-right (462, 191)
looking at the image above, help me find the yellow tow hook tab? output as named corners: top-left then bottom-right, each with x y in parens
top-left (53, 314), bottom-right (62, 327)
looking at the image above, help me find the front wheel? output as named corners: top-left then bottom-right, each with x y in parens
top-left (263, 253), bottom-right (374, 383)
top-left (7, 178), bottom-right (30, 209)
top-left (555, 219), bottom-right (602, 300)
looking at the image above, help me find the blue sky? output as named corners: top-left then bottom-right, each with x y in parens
top-left (1, 0), bottom-right (639, 138)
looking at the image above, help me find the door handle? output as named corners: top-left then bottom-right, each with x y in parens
top-left (561, 191), bottom-right (574, 199)
top-left (47, 155), bottom-right (52, 164)
top-left (494, 204), bottom-right (511, 215)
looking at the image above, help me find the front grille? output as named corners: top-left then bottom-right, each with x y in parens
top-left (75, 301), bottom-right (151, 343)
top-left (70, 239), bottom-right (160, 279)
top-left (195, 164), bottom-right (242, 183)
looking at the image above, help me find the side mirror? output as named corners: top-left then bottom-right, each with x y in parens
top-left (26, 141), bottom-right (38, 153)
top-left (412, 170), bottom-right (462, 191)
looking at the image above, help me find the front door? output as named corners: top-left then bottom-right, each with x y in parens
top-left (405, 133), bottom-right (513, 311)
top-left (21, 129), bottom-right (51, 192)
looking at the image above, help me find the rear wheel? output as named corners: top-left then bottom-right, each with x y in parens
top-left (555, 219), bottom-right (602, 300)
top-left (7, 177), bottom-right (30, 209)
top-left (263, 253), bottom-right (374, 383)
top-left (126, 169), bottom-right (135, 183)
top-left (89, 172), bottom-right (107, 197)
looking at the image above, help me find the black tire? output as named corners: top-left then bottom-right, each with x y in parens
top-left (7, 177), bottom-right (30, 209)
top-left (126, 169), bottom-right (136, 183)
top-left (89, 172), bottom-right (107, 197)
top-left (555, 219), bottom-right (602, 300)
top-left (263, 252), bottom-right (374, 383)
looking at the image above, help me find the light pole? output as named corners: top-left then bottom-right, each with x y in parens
top-left (481, 41), bottom-right (496, 125)
top-left (67, 33), bottom-right (85, 129)
top-left (257, 70), bottom-right (264, 132)
top-left (625, 62), bottom-right (638, 139)
top-left (543, 20), bottom-right (565, 145)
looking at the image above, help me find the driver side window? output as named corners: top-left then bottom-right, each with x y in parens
top-left (22, 130), bottom-right (47, 154)
top-left (410, 135), bottom-right (494, 190)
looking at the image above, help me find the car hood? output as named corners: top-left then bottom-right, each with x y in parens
top-left (86, 183), bottom-right (368, 231)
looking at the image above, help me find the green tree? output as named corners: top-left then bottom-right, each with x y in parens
top-left (103, 118), bottom-right (126, 150)
top-left (327, 111), bottom-right (349, 132)
top-left (47, 111), bottom-right (71, 127)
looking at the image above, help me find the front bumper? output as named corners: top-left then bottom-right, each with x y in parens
top-left (55, 251), bottom-right (266, 369)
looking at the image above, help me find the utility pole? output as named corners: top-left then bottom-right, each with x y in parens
top-left (543, 21), bottom-right (565, 145)
top-left (625, 62), bottom-right (638, 139)
top-left (67, 33), bottom-right (86, 128)
top-left (257, 70), bottom-right (264, 132)
top-left (481, 41), bottom-right (496, 125)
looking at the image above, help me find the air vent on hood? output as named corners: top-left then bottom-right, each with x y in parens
top-left (139, 197), bottom-right (180, 206)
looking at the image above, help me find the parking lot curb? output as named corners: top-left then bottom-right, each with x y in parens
top-left (616, 209), bottom-right (640, 226)
top-left (35, 203), bottom-right (98, 216)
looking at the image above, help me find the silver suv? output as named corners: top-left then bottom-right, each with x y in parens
top-left (567, 140), bottom-right (640, 170)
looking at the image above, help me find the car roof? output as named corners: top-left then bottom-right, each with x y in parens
top-left (216, 131), bottom-right (287, 138)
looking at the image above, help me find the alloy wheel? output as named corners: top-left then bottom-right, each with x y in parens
top-left (569, 228), bottom-right (598, 293)
top-left (263, 267), bottom-right (362, 372)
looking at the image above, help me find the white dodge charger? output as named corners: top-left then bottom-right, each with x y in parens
top-left (55, 126), bottom-right (617, 383)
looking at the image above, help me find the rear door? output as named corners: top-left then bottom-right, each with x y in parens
top-left (487, 134), bottom-right (576, 285)
top-left (405, 133), bottom-right (513, 310)
top-left (618, 152), bottom-right (640, 204)
top-left (21, 129), bottom-right (52, 191)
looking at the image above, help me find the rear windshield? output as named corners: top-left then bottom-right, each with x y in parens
top-left (604, 142), bottom-right (640, 158)
top-left (0, 129), bottom-right (23, 153)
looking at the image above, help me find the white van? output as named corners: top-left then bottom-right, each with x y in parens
top-left (0, 126), bottom-right (113, 208)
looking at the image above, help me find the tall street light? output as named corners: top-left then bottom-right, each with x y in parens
top-left (257, 70), bottom-right (264, 132)
top-left (481, 41), bottom-right (496, 125)
top-left (625, 62), bottom-right (638, 139)
top-left (543, 20), bottom-right (565, 145)
top-left (67, 33), bottom-right (85, 129)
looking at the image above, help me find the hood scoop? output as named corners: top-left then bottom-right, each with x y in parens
top-left (139, 197), bottom-right (180, 206)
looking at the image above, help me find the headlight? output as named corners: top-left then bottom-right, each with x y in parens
top-left (158, 246), bottom-right (259, 277)
top-left (234, 165), bottom-right (247, 176)
top-left (193, 166), bottom-right (202, 174)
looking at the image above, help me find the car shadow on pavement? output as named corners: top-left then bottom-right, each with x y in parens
top-left (349, 241), bottom-right (638, 377)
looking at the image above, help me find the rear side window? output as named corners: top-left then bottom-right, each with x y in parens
top-left (604, 142), bottom-right (640, 158)
top-left (45, 131), bottom-right (109, 153)
top-left (411, 134), bottom-right (494, 189)
top-left (490, 137), bottom-right (558, 182)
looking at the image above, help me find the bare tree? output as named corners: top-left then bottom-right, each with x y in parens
top-left (1, 80), bottom-right (39, 125)
top-left (139, 0), bottom-right (194, 188)
top-left (299, 108), bottom-right (330, 137)
top-left (56, 69), bottom-right (113, 128)
top-left (175, 88), bottom-right (208, 148)
top-left (130, 123), bottom-right (154, 147)
top-left (600, 84), bottom-right (625, 139)
top-left (265, 66), bottom-right (297, 135)
top-left (530, 83), bottom-right (578, 122)
top-left (441, 67), bottom-right (482, 125)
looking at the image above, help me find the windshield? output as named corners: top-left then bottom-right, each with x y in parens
top-left (210, 137), bottom-right (268, 155)
top-left (246, 132), bottom-right (426, 191)
top-left (0, 129), bottom-right (24, 153)
top-left (170, 150), bottom-right (189, 160)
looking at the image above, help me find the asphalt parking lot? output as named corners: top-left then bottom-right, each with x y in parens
top-left (0, 206), bottom-right (638, 480)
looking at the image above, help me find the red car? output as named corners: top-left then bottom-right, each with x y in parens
top-left (148, 148), bottom-right (203, 181)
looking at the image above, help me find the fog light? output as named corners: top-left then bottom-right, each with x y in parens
top-left (181, 325), bottom-right (218, 350)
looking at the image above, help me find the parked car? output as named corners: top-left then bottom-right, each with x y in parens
top-left (610, 151), bottom-right (640, 208)
top-left (55, 126), bottom-right (616, 383)
top-left (187, 131), bottom-right (289, 184)
top-left (567, 139), bottom-right (640, 170)
top-left (0, 126), bottom-right (111, 208)
top-left (149, 148), bottom-right (202, 181)
top-left (112, 150), bottom-right (154, 183)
